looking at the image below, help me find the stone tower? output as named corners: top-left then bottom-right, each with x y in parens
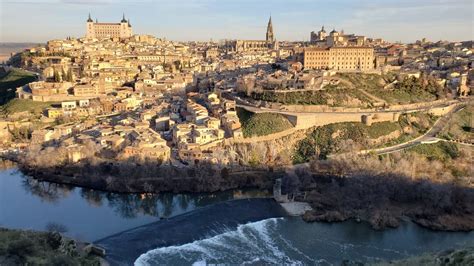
top-left (86, 13), bottom-right (94, 39)
top-left (457, 73), bottom-right (470, 97)
top-left (266, 16), bottom-right (274, 43)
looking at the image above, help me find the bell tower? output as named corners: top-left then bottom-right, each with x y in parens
top-left (266, 16), bottom-right (274, 43)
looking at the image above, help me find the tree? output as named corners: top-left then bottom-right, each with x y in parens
top-left (61, 68), bottom-right (67, 82)
top-left (66, 68), bottom-right (73, 82)
top-left (53, 69), bottom-right (61, 82)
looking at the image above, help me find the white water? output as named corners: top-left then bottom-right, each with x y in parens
top-left (135, 218), bottom-right (316, 265)
top-left (134, 217), bottom-right (474, 266)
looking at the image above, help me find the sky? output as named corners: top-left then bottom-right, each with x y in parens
top-left (0, 0), bottom-right (473, 43)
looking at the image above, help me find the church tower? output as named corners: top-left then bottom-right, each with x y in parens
top-left (266, 16), bottom-right (274, 43)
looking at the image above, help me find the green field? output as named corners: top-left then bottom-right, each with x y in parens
top-left (0, 99), bottom-right (53, 117)
top-left (0, 68), bottom-right (37, 105)
top-left (237, 108), bottom-right (294, 137)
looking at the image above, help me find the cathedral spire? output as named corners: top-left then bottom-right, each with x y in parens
top-left (266, 15), bottom-right (274, 42)
top-left (87, 13), bottom-right (93, 22)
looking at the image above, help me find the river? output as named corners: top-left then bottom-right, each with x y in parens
top-left (1, 166), bottom-right (473, 265)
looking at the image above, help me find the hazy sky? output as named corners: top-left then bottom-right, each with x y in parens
top-left (1, 0), bottom-right (473, 43)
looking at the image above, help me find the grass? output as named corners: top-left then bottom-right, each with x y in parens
top-left (368, 88), bottom-right (437, 104)
top-left (366, 121), bottom-right (401, 139)
top-left (293, 112), bottom-right (436, 163)
top-left (332, 73), bottom-right (442, 104)
top-left (407, 142), bottom-right (460, 162)
top-left (336, 72), bottom-right (386, 91)
top-left (0, 99), bottom-right (54, 117)
top-left (251, 88), bottom-right (373, 107)
top-left (439, 102), bottom-right (473, 142)
top-left (0, 68), bottom-right (37, 105)
top-left (237, 107), bottom-right (294, 137)
top-left (0, 228), bottom-right (100, 265)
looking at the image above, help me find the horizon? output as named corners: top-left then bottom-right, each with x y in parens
top-left (1, 0), bottom-right (473, 43)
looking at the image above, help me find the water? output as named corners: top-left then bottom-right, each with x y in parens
top-left (135, 217), bottom-right (474, 265)
top-left (0, 167), bottom-right (268, 241)
top-left (1, 165), bottom-right (473, 265)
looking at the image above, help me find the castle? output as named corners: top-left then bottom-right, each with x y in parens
top-left (298, 26), bottom-right (377, 71)
top-left (225, 16), bottom-right (278, 52)
top-left (85, 14), bottom-right (132, 39)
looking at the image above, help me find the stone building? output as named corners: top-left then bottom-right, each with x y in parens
top-left (310, 26), bottom-right (383, 47)
top-left (302, 46), bottom-right (375, 71)
top-left (457, 73), bottom-right (471, 97)
top-left (85, 14), bottom-right (132, 39)
top-left (224, 16), bottom-right (278, 52)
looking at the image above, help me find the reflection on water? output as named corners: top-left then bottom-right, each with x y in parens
top-left (0, 167), bottom-right (270, 241)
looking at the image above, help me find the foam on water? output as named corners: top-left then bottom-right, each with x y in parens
top-left (133, 216), bottom-right (474, 265)
top-left (134, 218), bottom-right (310, 265)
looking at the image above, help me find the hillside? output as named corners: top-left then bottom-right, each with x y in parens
top-left (0, 228), bottom-right (101, 265)
top-left (293, 112), bottom-right (436, 162)
top-left (237, 108), bottom-right (294, 137)
top-left (0, 68), bottom-right (37, 105)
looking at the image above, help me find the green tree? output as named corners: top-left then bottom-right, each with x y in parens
top-left (66, 68), bottom-right (73, 82)
top-left (53, 69), bottom-right (60, 82)
top-left (61, 68), bottom-right (66, 82)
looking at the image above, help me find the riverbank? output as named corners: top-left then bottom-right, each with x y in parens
top-left (19, 162), bottom-right (281, 194)
top-left (95, 198), bottom-right (288, 265)
top-left (2, 166), bottom-right (474, 265)
top-left (375, 246), bottom-right (474, 265)
top-left (16, 155), bottom-right (474, 233)
top-left (0, 228), bottom-right (103, 265)
top-left (298, 153), bottom-right (474, 232)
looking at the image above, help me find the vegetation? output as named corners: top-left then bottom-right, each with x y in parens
top-left (440, 102), bottom-right (474, 142)
top-left (237, 108), bottom-right (293, 137)
top-left (368, 75), bottom-right (445, 104)
top-left (376, 247), bottom-right (474, 266)
top-left (336, 72), bottom-right (388, 91)
top-left (292, 145), bottom-right (474, 231)
top-left (249, 73), bottom-right (446, 107)
top-left (0, 68), bottom-right (36, 105)
top-left (250, 88), bottom-right (372, 107)
top-left (0, 99), bottom-right (54, 117)
top-left (293, 112), bottom-right (437, 163)
top-left (408, 142), bottom-right (460, 162)
top-left (330, 73), bottom-right (447, 104)
top-left (294, 122), bottom-right (368, 162)
top-left (366, 121), bottom-right (401, 139)
top-left (0, 228), bottom-right (100, 265)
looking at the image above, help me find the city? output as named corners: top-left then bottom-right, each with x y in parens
top-left (0, 1), bottom-right (473, 265)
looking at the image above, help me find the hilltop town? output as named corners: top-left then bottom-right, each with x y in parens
top-left (0, 12), bottom-right (471, 237)
top-left (0, 15), bottom-right (472, 189)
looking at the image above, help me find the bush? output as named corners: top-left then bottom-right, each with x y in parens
top-left (294, 122), bottom-right (369, 162)
top-left (409, 142), bottom-right (459, 162)
top-left (7, 237), bottom-right (36, 260)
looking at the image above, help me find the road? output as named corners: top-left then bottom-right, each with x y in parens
top-left (360, 103), bottom-right (468, 155)
top-left (235, 96), bottom-right (459, 116)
